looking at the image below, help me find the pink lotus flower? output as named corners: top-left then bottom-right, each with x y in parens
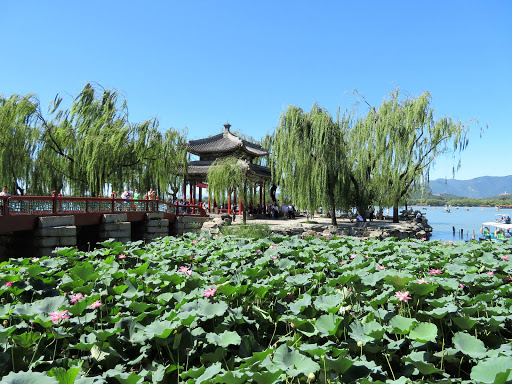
top-left (350, 254), bottom-right (357, 260)
top-left (255, 249), bottom-right (262, 254)
top-left (429, 269), bottom-right (442, 275)
top-left (340, 261), bottom-right (346, 265)
top-left (31, 257), bottom-right (40, 263)
top-left (416, 278), bottom-right (429, 284)
top-left (394, 290), bottom-right (412, 302)
top-left (270, 245), bottom-right (279, 249)
top-left (321, 232), bottom-right (330, 237)
top-left (70, 293), bottom-right (84, 304)
top-left (290, 322), bottom-right (295, 328)
top-left (5, 282), bottom-right (12, 287)
top-left (118, 254), bottom-right (126, 259)
top-left (178, 266), bottom-right (192, 276)
top-left (486, 271), bottom-right (494, 276)
top-left (49, 310), bottom-right (70, 323)
top-left (378, 265), bottom-right (386, 270)
top-left (458, 283), bottom-right (465, 289)
top-left (443, 242), bottom-right (447, 245)
top-left (502, 255), bottom-right (510, 261)
top-left (421, 237), bottom-right (427, 241)
top-left (192, 240), bottom-right (197, 244)
top-left (201, 237), bottom-right (206, 241)
top-left (203, 287), bottom-right (217, 297)
top-left (90, 300), bottom-right (102, 309)
top-left (271, 256), bottom-right (277, 260)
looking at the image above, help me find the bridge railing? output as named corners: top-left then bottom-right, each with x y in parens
top-left (0, 196), bottom-right (207, 217)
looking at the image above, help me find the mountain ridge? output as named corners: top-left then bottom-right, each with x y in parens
top-left (429, 175), bottom-right (512, 198)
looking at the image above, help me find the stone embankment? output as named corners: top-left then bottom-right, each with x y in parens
top-left (201, 214), bottom-right (433, 240)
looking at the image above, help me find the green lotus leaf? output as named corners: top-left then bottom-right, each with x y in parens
top-left (288, 294), bottom-right (312, 315)
top-left (388, 315), bottom-right (418, 335)
top-left (199, 299), bottom-right (229, 318)
top-left (325, 355), bottom-right (354, 374)
top-left (251, 370), bottom-right (283, 384)
top-left (424, 303), bottom-right (458, 319)
top-left (70, 262), bottom-right (98, 282)
top-left (205, 330), bottom-right (241, 348)
top-left (384, 273), bottom-right (416, 288)
top-left (271, 344), bottom-right (320, 376)
top-left (409, 282), bottom-right (438, 296)
top-left (128, 261), bottom-right (150, 276)
top-left (349, 321), bottom-right (385, 345)
top-left (470, 356), bottom-right (512, 383)
top-left (314, 293), bottom-right (342, 313)
top-left (215, 369), bottom-right (248, 384)
top-left (452, 316), bottom-right (478, 330)
top-left (104, 370), bottom-right (143, 384)
top-left (143, 320), bottom-right (175, 338)
top-left (315, 313), bottom-right (342, 336)
top-left (13, 296), bottom-right (68, 316)
top-left (361, 273), bottom-right (383, 287)
top-left (1, 371), bottom-right (59, 384)
top-left (453, 332), bottom-right (487, 359)
top-left (48, 365), bottom-right (82, 384)
top-left (409, 322), bottom-right (437, 343)
top-left (404, 351), bottom-right (443, 375)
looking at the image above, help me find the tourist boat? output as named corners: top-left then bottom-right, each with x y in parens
top-left (480, 215), bottom-right (512, 241)
top-left (444, 205), bottom-right (451, 213)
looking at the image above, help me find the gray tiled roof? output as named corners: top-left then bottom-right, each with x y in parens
top-left (188, 127), bottom-right (268, 157)
top-left (187, 160), bottom-right (271, 179)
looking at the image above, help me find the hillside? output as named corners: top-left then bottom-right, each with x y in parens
top-left (429, 175), bottom-right (512, 198)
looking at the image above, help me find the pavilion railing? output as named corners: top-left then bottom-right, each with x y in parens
top-left (0, 195), bottom-right (207, 217)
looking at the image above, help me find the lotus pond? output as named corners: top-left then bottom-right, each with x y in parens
top-left (1, 235), bottom-right (512, 383)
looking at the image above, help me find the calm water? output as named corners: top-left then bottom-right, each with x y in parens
top-left (410, 206), bottom-right (508, 242)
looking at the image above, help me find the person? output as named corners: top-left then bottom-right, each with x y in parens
top-left (121, 188), bottom-right (131, 211)
top-left (369, 206), bottom-right (375, 222)
top-left (416, 211), bottom-right (422, 223)
top-left (133, 189), bottom-right (141, 210)
top-left (0, 186), bottom-right (10, 197)
top-left (356, 211), bottom-right (365, 222)
top-left (147, 188), bottom-right (155, 200)
top-left (281, 203), bottom-right (288, 219)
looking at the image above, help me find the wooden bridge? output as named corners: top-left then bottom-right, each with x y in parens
top-left (0, 194), bottom-right (209, 259)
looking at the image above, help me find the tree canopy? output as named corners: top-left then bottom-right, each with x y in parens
top-left (268, 89), bottom-right (472, 223)
top-left (0, 83), bottom-right (188, 198)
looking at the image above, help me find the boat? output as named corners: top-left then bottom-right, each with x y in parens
top-left (444, 205), bottom-right (451, 213)
top-left (480, 214), bottom-right (512, 241)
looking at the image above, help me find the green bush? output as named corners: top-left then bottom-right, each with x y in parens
top-left (221, 223), bottom-right (271, 239)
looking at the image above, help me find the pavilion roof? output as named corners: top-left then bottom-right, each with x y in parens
top-left (186, 160), bottom-right (271, 180)
top-left (187, 124), bottom-right (268, 157)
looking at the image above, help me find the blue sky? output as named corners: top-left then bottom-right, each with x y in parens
top-left (1, 1), bottom-right (510, 180)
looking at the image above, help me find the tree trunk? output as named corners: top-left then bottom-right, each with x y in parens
top-left (393, 201), bottom-right (399, 223)
top-left (328, 188), bottom-right (337, 226)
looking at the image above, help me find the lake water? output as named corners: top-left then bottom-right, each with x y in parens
top-left (409, 206), bottom-right (508, 242)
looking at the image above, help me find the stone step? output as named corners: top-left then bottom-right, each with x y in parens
top-left (101, 222), bottom-right (131, 231)
top-left (102, 213), bottom-right (128, 223)
top-left (38, 215), bottom-right (75, 228)
top-left (35, 226), bottom-right (76, 237)
top-left (145, 219), bottom-right (169, 228)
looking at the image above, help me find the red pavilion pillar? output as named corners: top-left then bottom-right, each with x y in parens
top-left (227, 191), bottom-right (231, 215)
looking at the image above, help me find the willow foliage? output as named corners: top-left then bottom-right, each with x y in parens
top-left (269, 105), bottom-right (351, 224)
top-left (207, 157), bottom-right (246, 204)
top-left (0, 94), bottom-right (39, 194)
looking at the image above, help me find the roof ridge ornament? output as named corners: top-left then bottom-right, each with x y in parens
top-left (223, 123), bottom-right (231, 132)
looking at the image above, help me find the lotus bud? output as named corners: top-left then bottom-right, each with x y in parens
top-left (307, 372), bottom-right (315, 381)
top-left (357, 341), bottom-right (363, 347)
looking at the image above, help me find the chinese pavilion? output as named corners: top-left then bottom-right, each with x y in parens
top-left (183, 123), bottom-right (271, 214)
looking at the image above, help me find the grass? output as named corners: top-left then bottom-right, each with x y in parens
top-left (220, 223), bottom-right (272, 239)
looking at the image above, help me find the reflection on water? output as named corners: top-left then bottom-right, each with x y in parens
top-left (410, 206), bottom-right (504, 242)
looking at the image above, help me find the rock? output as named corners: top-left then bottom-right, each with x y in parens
top-left (301, 230), bottom-right (318, 238)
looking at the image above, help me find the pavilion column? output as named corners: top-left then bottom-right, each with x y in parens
top-left (183, 179), bottom-right (187, 202)
top-left (208, 196), bottom-right (211, 212)
top-left (263, 182), bottom-right (266, 213)
top-left (189, 182), bottom-right (193, 204)
top-left (233, 188), bottom-right (237, 215)
top-left (259, 183), bottom-right (263, 213)
top-left (198, 185), bottom-right (202, 204)
top-left (227, 190), bottom-right (231, 215)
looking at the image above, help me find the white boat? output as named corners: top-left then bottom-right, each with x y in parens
top-left (480, 215), bottom-right (512, 240)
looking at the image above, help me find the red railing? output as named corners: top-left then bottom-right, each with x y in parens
top-left (0, 195), bottom-right (207, 217)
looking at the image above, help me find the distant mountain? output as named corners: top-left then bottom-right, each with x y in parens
top-left (429, 176), bottom-right (512, 198)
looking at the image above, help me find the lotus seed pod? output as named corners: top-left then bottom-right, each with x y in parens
top-left (357, 340), bottom-right (363, 347)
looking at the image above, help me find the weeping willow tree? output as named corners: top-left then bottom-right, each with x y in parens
top-left (269, 105), bottom-right (351, 225)
top-left (0, 94), bottom-right (39, 195)
top-left (207, 157), bottom-right (250, 223)
top-left (34, 83), bottom-right (187, 197)
top-left (369, 90), bottom-right (470, 222)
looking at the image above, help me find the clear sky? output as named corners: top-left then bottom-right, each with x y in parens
top-left (1, 1), bottom-right (510, 181)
